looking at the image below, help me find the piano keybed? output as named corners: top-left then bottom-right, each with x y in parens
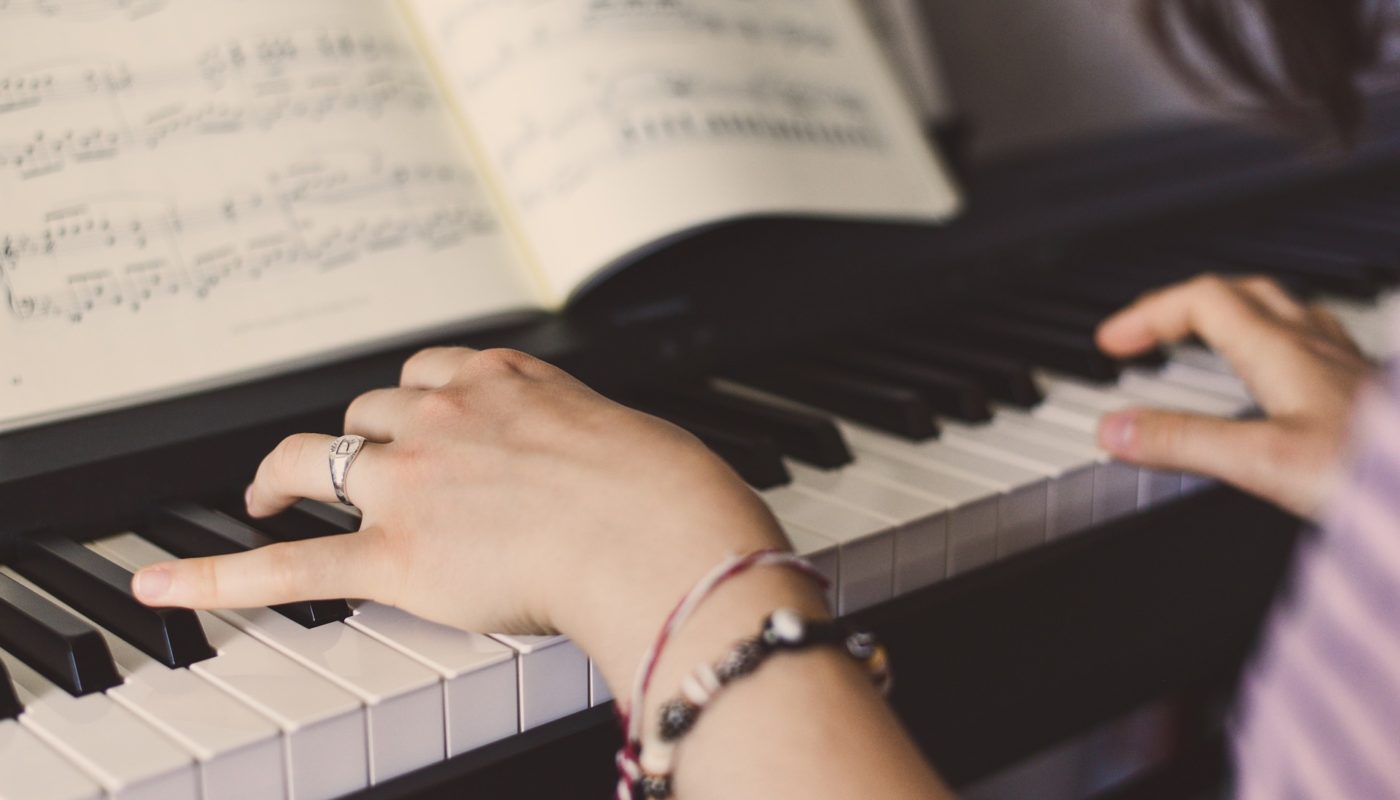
top-left (3, 182), bottom-right (1399, 800)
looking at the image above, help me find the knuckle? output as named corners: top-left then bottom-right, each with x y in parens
top-left (343, 391), bottom-right (376, 429)
top-left (416, 388), bottom-right (467, 421)
top-left (1239, 274), bottom-right (1278, 293)
top-left (1189, 272), bottom-right (1228, 296)
top-left (471, 348), bottom-right (534, 376)
top-left (401, 347), bottom-right (451, 384)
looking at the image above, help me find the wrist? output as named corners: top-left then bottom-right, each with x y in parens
top-left (554, 512), bottom-right (823, 711)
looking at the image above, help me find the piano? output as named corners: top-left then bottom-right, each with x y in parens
top-left (6, 81), bottom-right (1400, 800)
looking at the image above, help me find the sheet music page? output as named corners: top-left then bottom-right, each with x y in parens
top-left (0, 0), bottom-right (538, 432)
top-left (405, 0), bottom-right (962, 301)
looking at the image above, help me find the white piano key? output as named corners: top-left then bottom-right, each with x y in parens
top-left (1320, 297), bottom-right (1390, 356)
top-left (346, 602), bottom-right (517, 756)
top-left (940, 421), bottom-right (1097, 539)
top-left (487, 635), bottom-right (587, 732)
top-left (777, 520), bottom-right (842, 611)
top-left (996, 407), bottom-right (1141, 524)
top-left (214, 607), bottom-right (443, 784)
top-left (0, 648), bottom-right (198, 800)
top-left (1152, 362), bottom-right (1251, 403)
top-left (1, 568), bottom-right (285, 800)
top-left (785, 460), bottom-right (949, 595)
top-left (95, 539), bottom-right (442, 784)
top-left (1051, 370), bottom-right (1254, 507)
top-left (1112, 372), bottom-right (1248, 416)
top-left (760, 485), bottom-right (894, 613)
top-left (0, 719), bottom-right (103, 800)
top-left (1168, 346), bottom-right (1235, 375)
top-left (840, 424), bottom-right (1048, 560)
top-left (1181, 473), bottom-right (1219, 494)
top-left (840, 449), bottom-right (1000, 577)
top-left (1025, 393), bottom-right (1156, 516)
top-left (589, 661), bottom-right (613, 706)
top-left (714, 376), bottom-right (1011, 571)
top-left (90, 534), bottom-right (371, 800)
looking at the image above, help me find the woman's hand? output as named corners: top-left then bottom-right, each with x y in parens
top-left (130, 347), bottom-right (802, 695)
top-left (1095, 274), bottom-right (1375, 518)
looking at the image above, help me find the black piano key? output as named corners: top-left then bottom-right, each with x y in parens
top-left (636, 404), bottom-right (791, 489)
top-left (973, 294), bottom-right (1105, 332)
top-left (1265, 219), bottom-right (1400, 278)
top-left (922, 312), bottom-right (1121, 382)
top-left (12, 534), bottom-right (216, 669)
top-left (724, 363), bottom-right (939, 441)
top-left (1067, 257), bottom-right (1198, 295)
top-left (0, 658), bottom-right (21, 719)
top-left (1072, 253), bottom-right (1318, 300)
top-left (968, 294), bottom-right (1168, 369)
top-left (0, 571), bottom-right (120, 696)
top-left (644, 387), bottom-right (852, 468)
top-left (1015, 275), bottom-right (1146, 315)
top-left (139, 504), bottom-right (353, 628)
top-left (860, 333), bottom-right (1044, 408)
top-left (1170, 240), bottom-right (1381, 299)
top-left (1244, 224), bottom-right (1400, 269)
top-left (219, 497), bottom-right (362, 542)
top-left (807, 347), bottom-right (993, 422)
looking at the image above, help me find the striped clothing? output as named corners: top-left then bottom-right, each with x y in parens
top-left (1232, 351), bottom-right (1400, 797)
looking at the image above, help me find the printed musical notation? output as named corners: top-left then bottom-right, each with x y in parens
top-left (0, 31), bottom-right (436, 181)
top-left (441, 0), bottom-right (835, 93)
top-left (501, 66), bottom-right (882, 209)
top-left (0, 0), bottom-right (169, 22)
top-left (418, 0), bottom-right (897, 212)
top-left (1, 153), bottom-right (499, 323)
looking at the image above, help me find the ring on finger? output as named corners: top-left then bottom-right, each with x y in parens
top-left (329, 434), bottom-right (368, 507)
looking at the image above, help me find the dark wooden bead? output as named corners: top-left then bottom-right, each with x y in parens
top-left (658, 697), bottom-right (699, 742)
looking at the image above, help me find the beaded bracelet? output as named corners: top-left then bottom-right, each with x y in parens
top-left (615, 551), bottom-right (828, 800)
top-left (622, 609), bottom-right (891, 800)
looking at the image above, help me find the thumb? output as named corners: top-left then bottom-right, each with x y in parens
top-left (132, 528), bottom-right (387, 610)
top-left (1098, 409), bottom-right (1277, 493)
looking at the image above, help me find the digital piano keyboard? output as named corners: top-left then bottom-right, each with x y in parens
top-left (6, 103), bottom-right (1400, 799)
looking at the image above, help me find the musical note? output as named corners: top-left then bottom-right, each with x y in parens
top-left (1, 151), bottom-right (499, 323)
top-left (0, 0), bottom-right (170, 22)
top-left (0, 29), bottom-right (437, 183)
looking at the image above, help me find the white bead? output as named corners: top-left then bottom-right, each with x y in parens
top-left (640, 739), bottom-right (676, 775)
top-left (770, 608), bottom-right (804, 643)
top-left (680, 663), bottom-right (720, 705)
top-left (695, 663), bottom-right (721, 694)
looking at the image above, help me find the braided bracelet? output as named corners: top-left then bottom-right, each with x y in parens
top-left (624, 609), bottom-right (891, 800)
top-left (615, 551), bottom-right (827, 800)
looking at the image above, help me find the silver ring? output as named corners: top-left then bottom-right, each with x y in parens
top-left (329, 434), bottom-right (367, 507)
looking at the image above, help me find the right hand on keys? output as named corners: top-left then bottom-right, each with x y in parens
top-left (130, 347), bottom-right (810, 696)
top-left (1095, 274), bottom-right (1376, 519)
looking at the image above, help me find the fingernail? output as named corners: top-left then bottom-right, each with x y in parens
top-left (1099, 412), bottom-right (1138, 455)
top-left (134, 568), bottom-right (172, 602)
top-left (244, 483), bottom-right (255, 510)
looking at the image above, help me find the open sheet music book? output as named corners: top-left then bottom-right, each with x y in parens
top-left (0, 0), bottom-right (960, 433)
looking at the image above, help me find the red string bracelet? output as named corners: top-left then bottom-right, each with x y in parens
top-left (613, 549), bottom-right (827, 799)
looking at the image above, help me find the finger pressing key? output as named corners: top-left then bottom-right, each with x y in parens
top-left (133, 529), bottom-right (387, 610)
top-left (1095, 275), bottom-right (1293, 387)
top-left (246, 432), bottom-right (389, 518)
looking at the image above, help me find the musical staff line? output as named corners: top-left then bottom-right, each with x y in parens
top-left (2, 153), bottom-right (499, 323)
top-left (1, 30), bottom-right (438, 181)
